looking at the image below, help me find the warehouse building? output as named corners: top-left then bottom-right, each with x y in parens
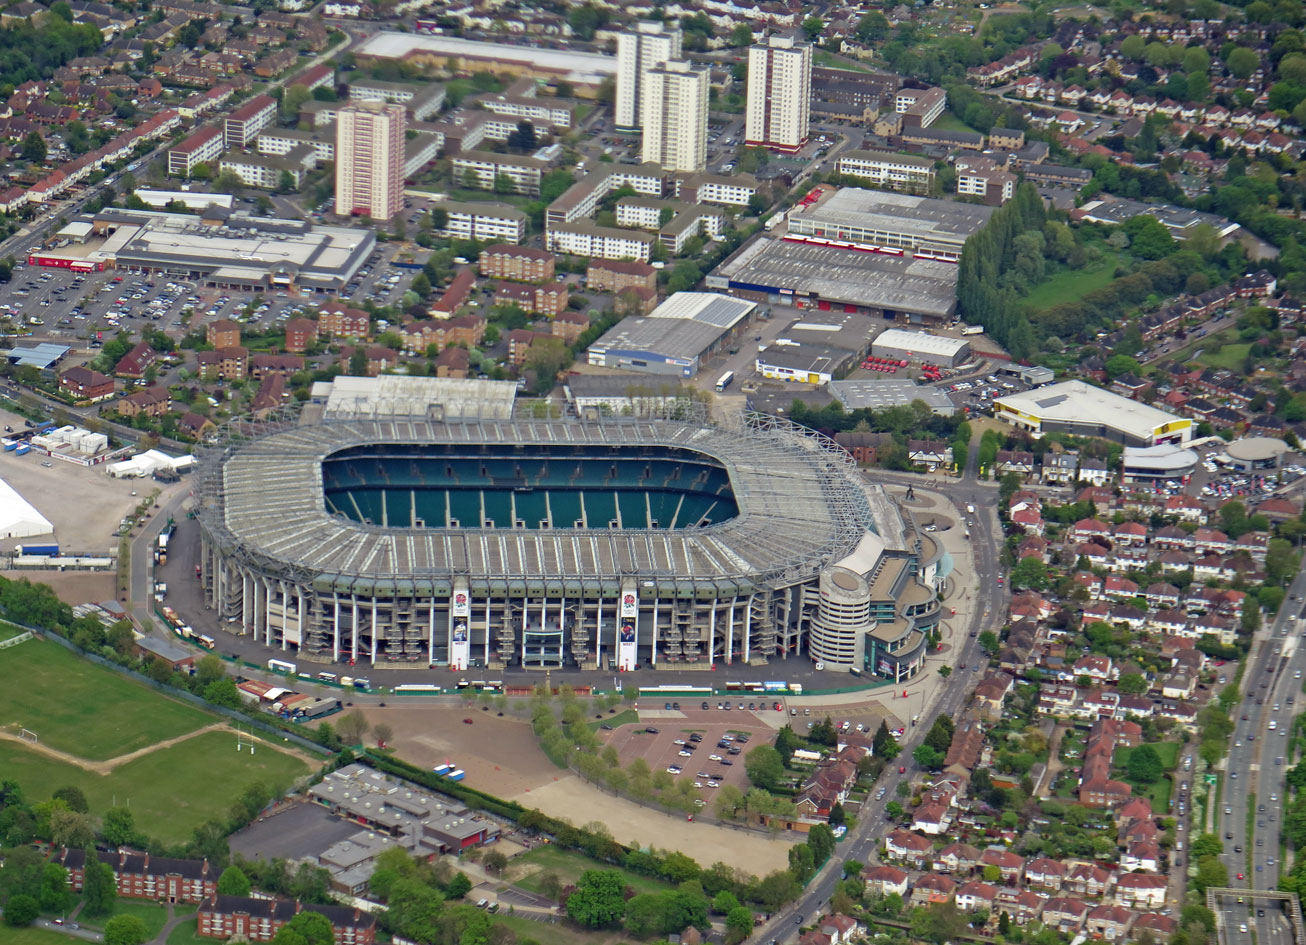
top-left (708, 237), bottom-right (958, 323)
top-left (755, 344), bottom-right (853, 385)
top-left (871, 329), bottom-right (971, 368)
top-left (785, 188), bottom-right (993, 259)
top-left (828, 378), bottom-right (957, 416)
top-left (994, 381), bottom-right (1193, 447)
top-left (586, 292), bottom-right (756, 377)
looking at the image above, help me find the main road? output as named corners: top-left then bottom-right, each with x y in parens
top-left (1216, 557), bottom-right (1306, 945)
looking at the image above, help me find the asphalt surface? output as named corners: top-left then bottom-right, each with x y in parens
top-left (1218, 559), bottom-right (1306, 945)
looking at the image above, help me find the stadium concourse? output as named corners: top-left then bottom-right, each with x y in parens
top-left (190, 377), bottom-right (950, 680)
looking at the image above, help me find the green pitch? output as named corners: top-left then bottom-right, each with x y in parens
top-left (0, 730), bottom-right (312, 845)
top-left (0, 637), bottom-right (213, 760)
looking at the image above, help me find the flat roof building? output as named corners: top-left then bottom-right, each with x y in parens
top-left (586, 292), bottom-right (756, 377)
top-left (354, 32), bottom-right (617, 92)
top-left (786, 188), bottom-right (994, 259)
top-left (616, 21), bottom-right (682, 130)
top-left (837, 150), bottom-right (935, 195)
top-left (872, 328), bottom-right (971, 367)
top-left (708, 236), bottom-right (959, 323)
top-left (995, 380), bottom-right (1192, 447)
top-left (828, 378), bottom-right (957, 415)
top-left (756, 343), bottom-right (852, 385)
top-left (1121, 443), bottom-right (1199, 483)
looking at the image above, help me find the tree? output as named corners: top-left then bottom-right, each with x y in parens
top-left (50, 808), bottom-right (94, 848)
top-left (482, 850), bottom-right (508, 875)
top-left (52, 786), bottom-right (89, 813)
top-left (523, 336), bottom-right (572, 395)
top-left (913, 744), bottom-right (944, 768)
top-left (1227, 46), bottom-right (1259, 80)
top-left (337, 710), bottom-right (368, 745)
top-left (911, 901), bottom-right (968, 945)
top-left (977, 630), bottom-right (999, 658)
top-left (566, 869), bottom-right (627, 928)
top-left (1118, 673), bottom-right (1148, 695)
top-left (195, 654), bottom-right (225, 687)
top-left (203, 677), bottom-right (241, 709)
top-left (218, 865), bottom-right (252, 896)
top-left (3, 894), bottom-right (38, 927)
top-left (828, 801), bottom-right (846, 827)
top-left (725, 905), bottom-right (753, 943)
top-left (444, 872), bottom-right (471, 900)
top-left (104, 915), bottom-right (148, 945)
top-left (729, 23), bottom-right (753, 46)
top-left (1127, 744), bottom-right (1164, 784)
top-left (744, 744), bottom-right (785, 789)
top-left (271, 911), bottom-right (334, 945)
top-left (801, 15), bottom-right (823, 40)
top-left (755, 870), bottom-right (800, 911)
top-left (102, 807), bottom-right (139, 848)
top-left (82, 857), bottom-right (116, 916)
top-left (788, 843), bottom-right (814, 881)
top-left (21, 131), bottom-right (46, 163)
top-left (38, 864), bottom-right (70, 915)
top-left (507, 120), bottom-right (537, 152)
top-left (373, 723), bottom-right (394, 748)
top-left (808, 822), bottom-right (836, 864)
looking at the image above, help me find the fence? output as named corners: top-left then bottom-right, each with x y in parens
top-left (0, 630), bottom-right (33, 649)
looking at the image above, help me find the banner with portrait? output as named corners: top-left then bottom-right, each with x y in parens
top-left (618, 583), bottom-right (638, 672)
top-left (450, 581), bottom-right (470, 671)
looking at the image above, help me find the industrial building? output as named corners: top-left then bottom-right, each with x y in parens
top-left (828, 379), bottom-right (957, 416)
top-left (354, 32), bottom-right (617, 94)
top-left (586, 292), bottom-right (755, 377)
top-left (195, 405), bottom-right (944, 677)
top-left (1221, 436), bottom-right (1290, 472)
top-left (785, 188), bottom-right (994, 260)
top-left (994, 380), bottom-right (1193, 447)
top-left (26, 209), bottom-right (373, 293)
top-left (871, 329), bottom-right (972, 368)
top-left (755, 344), bottom-right (853, 385)
top-left (1120, 444), bottom-right (1199, 483)
top-left (708, 236), bottom-right (959, 323)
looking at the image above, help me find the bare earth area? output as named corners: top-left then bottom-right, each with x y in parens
top-left (3, 570), bottom-right (114, 604)
top-left (512, 776), bottom-right (792, 875)
top-left (357, 704), bottom-right (565, 797)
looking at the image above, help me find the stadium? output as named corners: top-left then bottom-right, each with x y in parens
top-left (195, 397), bottom-right (946, 677)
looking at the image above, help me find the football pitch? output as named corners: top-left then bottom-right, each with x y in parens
top-left (0, 636), bottom-right (213, 760)
top-left (0, 730), bottom-right (312, 844)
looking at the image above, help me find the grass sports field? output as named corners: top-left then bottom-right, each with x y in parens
top-left (0, 637), bottom-right (213, 760)
top-left (0, 730), bottom-right (311, 844)
top-left (0, 928), bottom-right (84, 945)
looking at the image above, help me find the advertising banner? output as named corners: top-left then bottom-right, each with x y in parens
top-left (618, 582), bottom-right (637, 672)
top-left (450, 580), bottom-right (470, 671)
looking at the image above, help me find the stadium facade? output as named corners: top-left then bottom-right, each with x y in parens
top-left (195, 400), bottom-right (947, 678)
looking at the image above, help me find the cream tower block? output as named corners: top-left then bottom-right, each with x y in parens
top-left (640, 59), bottom-right (710, 173)
top-left (335, 100), bottom-right (406, 222)
top-left (745, 34), bottom-right (813, 153)
top-left (615, 21), bottom-right (683, 131)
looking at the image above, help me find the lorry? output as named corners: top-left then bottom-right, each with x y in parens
top-left (156, 532), bottom-right (169, 566)
top-left (960, 325), bottom-right (984, 336)
top-left (16, 543), bottom-right (58, 556)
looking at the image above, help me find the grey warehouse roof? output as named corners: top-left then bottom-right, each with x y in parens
top-left (200, 415), bottom-right (877, 591)
top-left (794, 188), bottom-right (993, 242)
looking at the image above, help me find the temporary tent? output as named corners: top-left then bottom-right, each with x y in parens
top-left (0, 477), bottom-right (53, 538)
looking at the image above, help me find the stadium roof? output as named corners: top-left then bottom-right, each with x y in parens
top-left (309, 376), bottom-right (518, 420)
top-left (200, 415), bottom-right (877, 590)
top-left (996, 380), bottom-right (1186, 442)
top-left (710, 238), bottom-right (958, 319)
top-left (828, 378), bottom-right (957, 415)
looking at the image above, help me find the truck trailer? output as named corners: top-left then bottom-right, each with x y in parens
top-left (15, 544), bottom-right (58, 556)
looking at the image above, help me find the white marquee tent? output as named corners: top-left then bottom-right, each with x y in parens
top-left (0, 477), bottom-right (53, 539)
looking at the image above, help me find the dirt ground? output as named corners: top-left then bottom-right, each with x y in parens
top-left (0, 403), bottom-right (184, 555)
top-left (513, 776), bottom-right (792, 875)
top-left (355, 703), bottom-right (565, 797)
top-left (2, 570), bottom-right (114, 604)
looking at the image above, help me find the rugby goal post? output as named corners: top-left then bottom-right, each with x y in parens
top-left (18, 728), bottom-right (37, 744)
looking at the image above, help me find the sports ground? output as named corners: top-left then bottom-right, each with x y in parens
top-left (0, 635), bottom-right (314, 843)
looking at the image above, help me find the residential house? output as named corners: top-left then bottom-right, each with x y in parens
top-left (954, 881), bottom-right (998, 912)
top-left (1114, 873), bottom-right (1167, 908)
top-left (58, 366), bottom-right (114, 402)
top-left (862, 865), bottom-right (910, 897)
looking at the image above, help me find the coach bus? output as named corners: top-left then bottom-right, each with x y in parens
top-left (195, 634), bottom-right (215, 650)
top-left (267, 658), bottom-right (297, 675)
top-left (715, 371), bottom-right (735, 393)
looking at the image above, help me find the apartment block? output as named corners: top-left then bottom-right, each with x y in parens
top-left (836, 150), bottom-right (936, 194)
top-left (616, 21), bottom-right (683, 130)
top-left (348, 78), bottom-right (445, 120)
top-left (546, 222), bottom-right (655, 261)
top-left (336, 100), bottom-right (406, 221)
top-left (641, 59), bottom-right (709, 173)
top-left (432, 200), bottom-right (527, 243)
top-left (224, 94), bottom-right (276, 149)
top-left (451, 150), bottom-right (545, 196)
top-left (219, 145), bottom-right (314, 189)
top-left (479, 244), bottom-right (556, 282)
top-left (168, 126), bottom-right (223, 177)
top-left (745, 35), bottom-right (812, 153)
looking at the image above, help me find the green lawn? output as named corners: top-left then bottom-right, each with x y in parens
top-left (508, 845), bottom-right (669, 897)
top-left (812, 51), bottom-right (877, 73)
top-left (1198, 341), bottom-right (1252, 371)
top-left (167, 917), bottom-right (210, 945)
top-left (1114, 741), bottom-right (1180, 811)
top-left (0, 928), bottom-right (81, 945)
top-left (80, 902), bottom-right (195, 939)
top-left (0, 731), bottom-right (313, 844)
top-left (0, 618), bottom-right (28, 641)
top-left (0, 637), bottom-right (214, 760)
top-left (1022, 252), bottom-right (1127, 312)
top-left (493, 913), bottom-right (622, 945)
top-left (589, 709), bottom-right (639, 732)
top-left (931, 110), bottom-right (980, 134)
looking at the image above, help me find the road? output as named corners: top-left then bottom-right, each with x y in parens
top-left (753, 443), bottom-right (1007, 944)
top-left (1216, 559), bottom-right (1306, 945)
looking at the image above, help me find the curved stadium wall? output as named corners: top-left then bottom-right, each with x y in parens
top-left (195, 410), bottom-right (940, 676)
